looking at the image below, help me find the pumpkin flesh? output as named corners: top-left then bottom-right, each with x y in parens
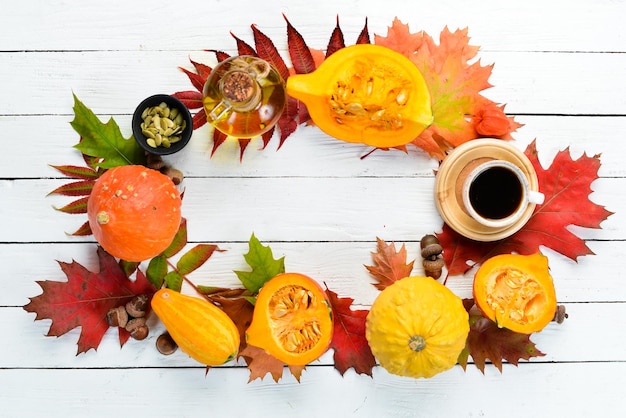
top-left (286, 44), bottom-right (433, 148)
top-left (473, 253), bottom-right (557, 334)
top-left (245, 273), bottom-right (333, 366)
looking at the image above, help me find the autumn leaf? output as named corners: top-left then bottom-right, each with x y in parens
top-left (23, 246), bottom-right (156, 354)
top-left (438, 140), bottom-right (614, 275)
top-left (239, 344), bottom-right (287, 383)
top-left (326, 288), bottom-right (376, 376)
top-left (375, 19), bottom-right (522, 159)
top-left (235, 233), bottom-right (285, 293)
top-left (458, 300), bottom-right (545, 373)
top-left (176, 244), bottom-right (221, 276)
top-left (49, 164), bottom-right (98, 180)
top-left (71, 94), bottom-right (146, 168)
top-left (365, 237), bottom-right (415, 290)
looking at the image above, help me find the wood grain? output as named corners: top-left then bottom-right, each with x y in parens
top-left (1, 0), bottom-right (624, 416)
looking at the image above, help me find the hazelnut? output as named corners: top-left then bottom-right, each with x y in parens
top-left (126, 317), bottom-right (149, 340)
top-left (130, 324), bottom-right (149, 341)
top-left (106, 305), bottom-right (128, 328)
top-left (126, 294), bottom-right (149, 318)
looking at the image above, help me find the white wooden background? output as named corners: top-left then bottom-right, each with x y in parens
top-left (1, 0), bottom-right (625, 416)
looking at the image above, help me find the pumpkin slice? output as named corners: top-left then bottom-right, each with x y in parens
top-left (473, 253), bottom-right (557, 334)
top-left (366, 276), bottom-right (469, 379)
top-left (245, 273), bottom-right (333, 366)
top-left (286, 44), bottom-right (433, 148)
top-left (87, 165), bottom-right (181, 262)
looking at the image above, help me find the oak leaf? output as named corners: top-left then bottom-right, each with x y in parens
top-left (326, 288), bottom-right (376, 376)
top-left (458, 300), bottom-right (545, 373)
top-left (438, 140), bottom-right (614, 276)
top-left (365, 237), bottom-right (415, 290)
top-left (23, 247), bottom-right (156, 354)
top-left (375, 18), bottom-right (522, 159)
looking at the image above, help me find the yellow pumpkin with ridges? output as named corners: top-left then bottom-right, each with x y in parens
top-left (151, 289), bottom-right (240, 366)
top-left (366, 276), bottom-right (469, 378)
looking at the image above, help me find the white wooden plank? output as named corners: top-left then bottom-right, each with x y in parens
top-left (4, 241), bottom-right (626, 307)
top-left (2, 50), bottom-right (625, 115)
top-left (2, 176), bottom-right (619, 243)
top-left (2, 114), bottom-right (624, 179)
top-left (0, 363), bottom-right (623, 418)
top-left (9, 301), bottom-right (625, 368)
top-left (1, 0), bottom-right (624, 53)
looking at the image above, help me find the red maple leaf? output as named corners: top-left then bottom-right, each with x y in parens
top-left (365, 237), bottom-right (415, 290)
top-left (438, 140), bottom-right (614, 276)
top-left (375, 18), bottom-right (522, 159)
top-left (326, 288), bottom-right (376, 376)
top-left (23, 246), bottom-right (156, 354)
top-left (458, 300), bottom-right (545, 373)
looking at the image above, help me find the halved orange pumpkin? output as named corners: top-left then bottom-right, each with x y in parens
top-left (473, 253), bottom-right (557, 334)
top-left (245, 273), bottom-right (333, 366)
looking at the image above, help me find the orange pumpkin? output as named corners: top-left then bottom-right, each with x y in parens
top-left (245, 273), bottom-right (333, 366)
top-left (87, 165), bottom-right (182, 262)
top-left (473, 253), bottom-right (557, 334)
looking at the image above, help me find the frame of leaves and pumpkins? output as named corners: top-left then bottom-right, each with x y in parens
top-left (24, 16), bottom-right (613, 383)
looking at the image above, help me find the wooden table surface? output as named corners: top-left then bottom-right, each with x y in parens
top-left (2, 0), bottom-right (625, 416)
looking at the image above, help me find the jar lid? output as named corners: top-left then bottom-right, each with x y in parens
top-left (434, 138), bottom-right (539, 241)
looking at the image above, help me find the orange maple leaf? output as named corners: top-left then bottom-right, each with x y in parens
top-left (365, 237), bottom-right (415, 290)
top-left (375, 18), bottom-right (522, 159)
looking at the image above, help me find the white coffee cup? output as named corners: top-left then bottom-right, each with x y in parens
top-left (462, 160), bottom-right (544, 228)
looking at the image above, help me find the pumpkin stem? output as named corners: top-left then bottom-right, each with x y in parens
top-left (96, 211), bottom-right (110, 225)
top-left (408, 335), bottom-right (426, 352)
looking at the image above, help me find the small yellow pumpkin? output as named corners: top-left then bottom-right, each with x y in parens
top-left (245, 273), bottom-right (333, 366)
top-left (366, 276), bottom-right (469, 379)
top-left (473, 253), bottom-right (557, 334)
top-left (151, 289), bottom-right (240, 366)
top-left (286, 44), bottom-right (433, 148)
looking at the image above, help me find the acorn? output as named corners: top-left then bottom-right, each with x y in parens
top-left (420, 234), bottom-right (444, 279)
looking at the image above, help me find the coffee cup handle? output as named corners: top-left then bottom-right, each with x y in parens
top-left (528, 190), bottom-right (545, 205)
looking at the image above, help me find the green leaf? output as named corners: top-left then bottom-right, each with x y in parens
top-left (119, 260), bottom-right (139, 278)
top-left (164, 270), bottom-right (183, 292)
top-left (161, 218), bottom-right (188, 258)
top-left (70, 94), bottom-right (146, 169)
top-left (234, 233), bottom-right (285, 294)
top-left (146, 255), bottom-right (168, 289)
top-left (176, 244), bottom-right (220, 276)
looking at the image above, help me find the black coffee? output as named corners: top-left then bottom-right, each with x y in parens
top-left (468, 166), bottom-right (523, 220)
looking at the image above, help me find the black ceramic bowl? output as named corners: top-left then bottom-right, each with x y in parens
top-left (132, 94), bottom-right (193, 155)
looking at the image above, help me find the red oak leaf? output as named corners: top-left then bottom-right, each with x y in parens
top-left (375, 18), bottom-right (522, 159)
top-left (23, 246), bottom-right (156, 354)
top-left (365, 237), bottom-right (415, 290)
top-left (458, 300), bottom-right (545, 373)
top-left (326, 288), bottom-right (376, 376)
top-left (438, 140), bottom-right (614, 276)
